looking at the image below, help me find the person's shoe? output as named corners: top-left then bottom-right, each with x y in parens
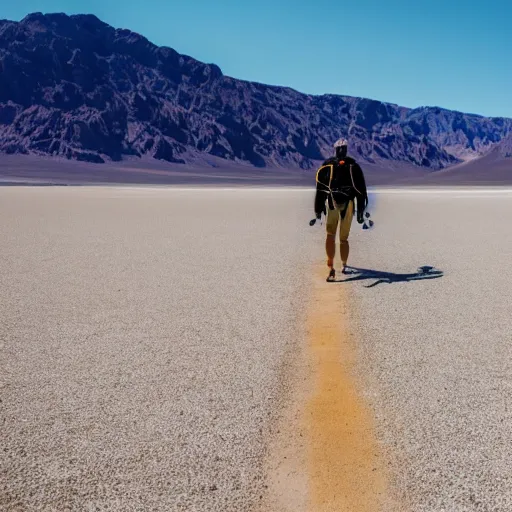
top-left (326, 268), bottom-right (336, 282)
top-left (342, 265), bottom-right (349, 274)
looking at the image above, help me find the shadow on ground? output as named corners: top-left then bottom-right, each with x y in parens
top-left (333, 266), bottom-right (444, 288)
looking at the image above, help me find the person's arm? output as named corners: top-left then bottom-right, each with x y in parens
top-left (352, 163), bottom-right (368, 223)
top-left (314, 167), bottom-right (328, 218)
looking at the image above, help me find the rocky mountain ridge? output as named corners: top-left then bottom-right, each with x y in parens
top-left (1, 12), bottom-right (511, 170)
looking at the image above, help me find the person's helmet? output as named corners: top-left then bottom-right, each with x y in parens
top-left (334, 138), bottom-right (348, 159)
top-left (333, 138), bottom-right (348, 149)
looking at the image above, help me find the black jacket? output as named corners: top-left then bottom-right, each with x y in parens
top-left (314, 156), bottom-right (368, 217)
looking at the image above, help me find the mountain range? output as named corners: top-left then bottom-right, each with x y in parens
top-left (0, 12), bottom-right (511, 180)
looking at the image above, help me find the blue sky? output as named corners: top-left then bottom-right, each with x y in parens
top-left (2, 0), bottom-right (511, 117)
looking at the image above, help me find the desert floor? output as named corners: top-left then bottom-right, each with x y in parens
top-left (2, 187), bottom-right (511, 511)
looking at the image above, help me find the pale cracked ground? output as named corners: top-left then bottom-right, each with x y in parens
top-left (1, 187), bottom-right (511, 512)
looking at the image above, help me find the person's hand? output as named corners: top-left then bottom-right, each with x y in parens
top-left (310, 211), bottom-right (323, 226)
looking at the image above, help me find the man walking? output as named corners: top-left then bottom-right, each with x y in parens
top-left (314, 138), bottom-right (368, 281)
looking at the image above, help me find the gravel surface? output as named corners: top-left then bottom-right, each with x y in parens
top-left (343, 189), bottom-right (512, 511)
top-left (2, 187), bottom-right (511, 512)
top-left (0, 187), bottom-right (314, 511)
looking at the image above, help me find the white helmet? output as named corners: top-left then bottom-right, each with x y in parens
top-left (334, 138), bottom-right (348, 148)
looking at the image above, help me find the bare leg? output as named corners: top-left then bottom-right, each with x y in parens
top-left (338, 201), bottom-right (354, 273)
top-left (340, 240), bottom-right (350, 270)
top-left (326, 234), bottom-right (336, 268)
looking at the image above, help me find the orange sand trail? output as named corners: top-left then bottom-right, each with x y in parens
top-left (305, 267), bottom-right (388, 511)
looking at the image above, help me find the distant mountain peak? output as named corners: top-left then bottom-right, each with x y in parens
top-left (21, 12), bottom-right (107, 27)
top-left (0, 12), bottom-right (511, 169)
